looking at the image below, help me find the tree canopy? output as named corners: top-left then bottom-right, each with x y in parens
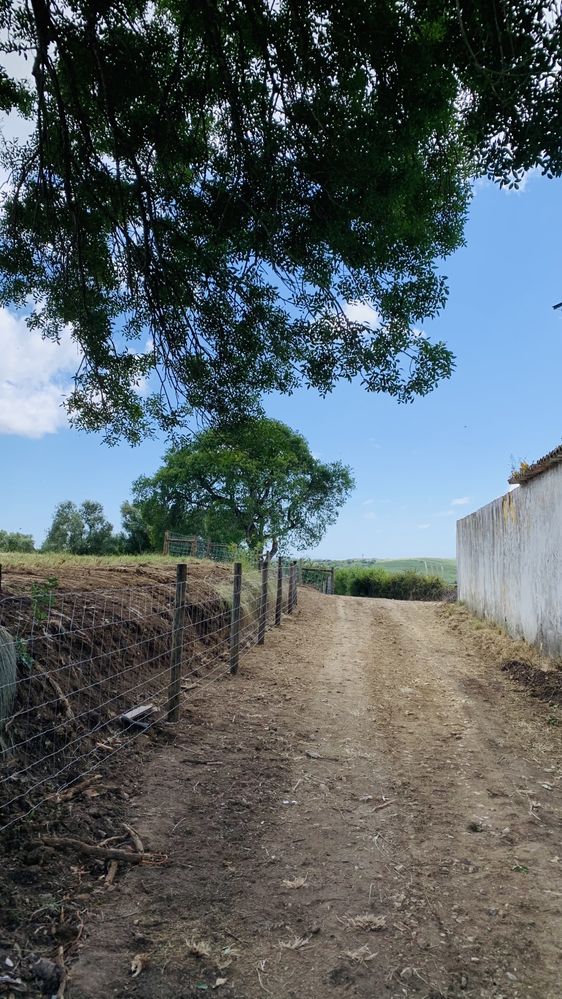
top-left (42, 500), bottom-right (118, 554)
top-left (132, 418), bottom-right (354, 556)
top-left (0, 1), bottom-right (560, 441)
top-left (0, 530), bottom-right (34, 552)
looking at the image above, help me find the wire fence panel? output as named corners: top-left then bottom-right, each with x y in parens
top-left (0, 559), bottom-right (300, 833)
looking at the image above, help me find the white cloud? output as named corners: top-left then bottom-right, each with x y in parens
top-left (363, 511), bottom-right (376, 521)
top-left (361, 498), bottom-right (375, 506)
top-left (417, 523), bottom-right (431, 529)
top-left (0, 308), bottom-right (81, 437)
top-left (451, 497), bottom-right (470, 506)
top-left (368, 437), bottom-right (382, 449)
top-left (344, 301), bottom-right (380, 328)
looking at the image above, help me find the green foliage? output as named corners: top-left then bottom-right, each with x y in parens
top-left (14, 637), bottom-right (33, 671)
top-left (30, 577), bottom-right (58, 622)
top-left (42, 501), bottom-right (119, 555)
top-left (306, 557), bottom-right (456, 584)
top-left (0, 0), bottom-right (477, 440)
top-left (1, 3), bottom-right (560, 441)
top-left (334, 567), bottom-right (449, 600)
top-left (133, 418), bottom-right (354, 556)
top-left (119, 502), bottom-right (153, 555)
top-left (0, 530), bottom-right (34, 552)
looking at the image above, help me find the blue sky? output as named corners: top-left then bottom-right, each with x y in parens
top-left (1, 173), bottom-right (561, 558)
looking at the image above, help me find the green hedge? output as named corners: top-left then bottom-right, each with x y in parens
top-left (334, 567), bottom-right (450, 600)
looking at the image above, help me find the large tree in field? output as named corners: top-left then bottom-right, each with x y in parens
top-left (0, 1), bottom-right (560, 442)
top-left (132, 419), bottom-right (354, 556)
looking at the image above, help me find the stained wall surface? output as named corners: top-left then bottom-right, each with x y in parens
top-left (457, 466), bottom-right (562, 656)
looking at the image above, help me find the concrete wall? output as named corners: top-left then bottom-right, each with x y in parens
top-left (457, 463), bottom-right (562, 657)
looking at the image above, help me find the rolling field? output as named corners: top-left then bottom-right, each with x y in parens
top-left (319, 556), bottom-right (457, 583)
top-left (373, 557), bottom-right (456, 582)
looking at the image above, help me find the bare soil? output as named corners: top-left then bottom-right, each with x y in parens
top-left (2, 586), bottom-right (562, 998)
top-left (30, 589), bottom-right (561, 999)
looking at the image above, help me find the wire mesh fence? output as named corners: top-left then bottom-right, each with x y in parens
top-left (0, 557), bottom-right (298, 834)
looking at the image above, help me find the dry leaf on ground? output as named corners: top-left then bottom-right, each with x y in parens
top-left (281, 876), bottom-right (307, 889)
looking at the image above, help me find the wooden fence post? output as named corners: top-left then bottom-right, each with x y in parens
top-left (292, 560), bottom-right (298, 609)
top-left (329, 567), bottom-right (335, 595)
top-left (166, 563), bottom-right (187, 722)
top-left (258, 558), bottom-right (268, 644)
top-left (287, 562), bottom-right (294, 614)
top-left (275, 557), bottom-right (283, 626)
top-left (163, 530), bottom-right (170, 556)
top-left (230, 562), bottom-right (242, 674)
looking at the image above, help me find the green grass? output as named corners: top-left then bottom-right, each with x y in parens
top-left (370, 558), bottom-right (456, 584)
top-left (307, 557), bottom-right (456, 584)
top-left (0, 552), bottom-right (180, 569)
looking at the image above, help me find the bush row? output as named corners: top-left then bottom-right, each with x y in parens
top-left (334, 567), bottom-right (453, 601)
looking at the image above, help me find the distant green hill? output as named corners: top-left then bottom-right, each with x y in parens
top-left (305, 557), bottom-right (457, 584)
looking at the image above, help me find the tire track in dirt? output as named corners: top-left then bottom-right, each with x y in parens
top-left (68, 592), bottom-right (562, 999)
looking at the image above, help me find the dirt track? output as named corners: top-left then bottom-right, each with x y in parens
top-left (68, 592), bottom-right (562, 999)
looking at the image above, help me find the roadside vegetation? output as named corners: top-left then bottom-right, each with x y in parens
top-left (334, 566), bottom-right (454, 601)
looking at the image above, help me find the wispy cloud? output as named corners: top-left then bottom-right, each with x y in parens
top-left (368, 438), bottom-right (382, 449)
top-left (363, 511), bottom-right (376, 521)
top-left (361, 498), bottom-right (375, 506)
top-left (344, 301), bottom-right (380, 328)
top-left (451, 497), bottom-right (470, 506)
top-left (417, 523), bottom-right (431, 529)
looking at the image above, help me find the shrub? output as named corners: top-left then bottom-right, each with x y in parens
top-left (334, 567), bottom-right (449, 601)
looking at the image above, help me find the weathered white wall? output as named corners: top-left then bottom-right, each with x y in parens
top-left (457, 464), bottom-right (562, 656)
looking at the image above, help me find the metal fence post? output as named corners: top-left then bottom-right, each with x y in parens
top-left (230, 562), bottom-right (242, 674)
top-left (258, 558), bottom-right (268, 644)
top-left (275, 557), bottom-right (283, 626)
top-left (293, 560), bottom-right (298, 608)
top-left (166, 563), bottom-right (187, 722)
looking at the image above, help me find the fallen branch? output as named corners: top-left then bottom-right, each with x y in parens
top-left (105, 860), bottom-right (118, 885)
top-left (122, 823), bottom-right (144, 854)
top-left (54, 945), bottom-right (67, 999)
top-left (53, 774), bottom-right (103, 803)
top-left (35, 666), bottom-right (75, 721)
top-left (371, 800), bottom-right (396, 813)
top-left (35, 836), bottom-right (166, 865)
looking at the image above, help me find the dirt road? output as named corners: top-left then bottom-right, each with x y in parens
top-left (70, 592), bottom-right (562, 999)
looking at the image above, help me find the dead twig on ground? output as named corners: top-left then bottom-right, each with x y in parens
top-left (53, 775), bottom-right (103, 803)
top-left (54, 945), bottom-right (67, 998)
top-left (35, 836), bottom-right (166, 865)
top-left (122, 823), bottom-right (144, 853)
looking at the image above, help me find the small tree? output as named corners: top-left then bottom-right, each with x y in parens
top-left (133, 418), bottom-right (354, 557)
top-left (42, 500), bottom-right (118, 554)
top-left (42, 502), bottom-right (85, 553)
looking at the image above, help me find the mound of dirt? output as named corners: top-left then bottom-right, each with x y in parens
top-left (501, 659), bottom-right (562, 705)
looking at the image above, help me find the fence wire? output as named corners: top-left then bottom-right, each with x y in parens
top-left (0, 558), bottom-right (297, 833)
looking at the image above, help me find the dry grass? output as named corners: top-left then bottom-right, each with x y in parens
top-left (441, 603), bottom-right (562, 673)
top-left (278, 934), bottom-right (310, 950)
top-left (339, 913), bottom-right (387, 932)
top-left (344, 944), bottom-right (379, 963)
top-left (184, 937), bottom-right (212, 959)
